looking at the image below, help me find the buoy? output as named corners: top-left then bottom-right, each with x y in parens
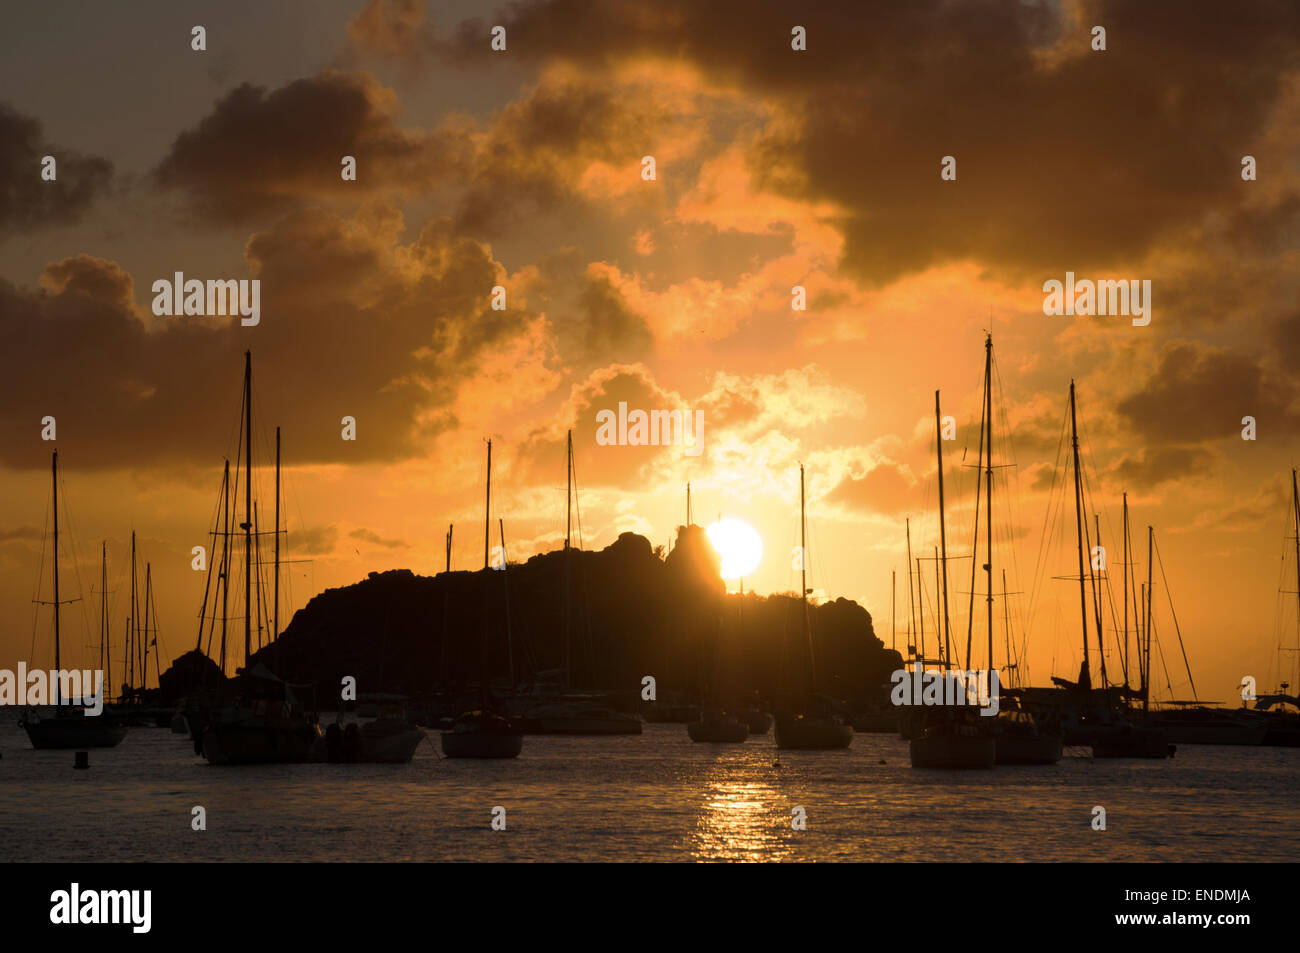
top-left (878, 759), bottom-right (886, 765)
top-left (74, 751), bottom-right (89, 770)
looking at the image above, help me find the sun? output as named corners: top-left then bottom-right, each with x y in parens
top-left (706, 518), bottom-right (763, 579)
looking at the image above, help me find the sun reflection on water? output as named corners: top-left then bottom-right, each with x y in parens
top-left (689, 766), bottom-right (792, 862)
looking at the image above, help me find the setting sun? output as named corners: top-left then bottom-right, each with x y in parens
top-left (706, 518), bottom-right (763, 579)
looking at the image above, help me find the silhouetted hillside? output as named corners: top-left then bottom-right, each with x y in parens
top-left (197, 525), bottom-right (901, 706)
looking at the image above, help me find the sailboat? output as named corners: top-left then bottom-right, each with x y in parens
top-left (195, 351), bottom-right (322, 764)
top-left (910, 387), bottom-right (996, 769)
top-left (773, 464), bottom-right (853, 750)
top-left (957, 334), bottom-right (1063, 765)
top-left (1246, 468), bottom-right (1300, 746)
top-left (20, 451), bottom-right (129, 749)
top-left (441, 438), bottom-right (525, 758)
top-left (1053, 382), bottom-right (1170, 760)
top-left (513, 430), bottom-right (641, 736)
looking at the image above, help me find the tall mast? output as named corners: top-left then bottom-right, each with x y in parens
top-left (1002, 569), bottom-right (1012, 687)
top-left (934, 391), bottom-right (952, 668)
top-left (686, 482), bottom-right (692, 526)
top-left (243, 349), bottom-right (252, 670)
top-left (500, 518), bottom-right (514, 688)
top-left (906, 518), bottom-right (918, 669)
top-left (1145, 525), bottom-right (1153, 712)
top-left (1292, 469), bottom-right (1300, 688)
top-left (273, 426), bottom-right (280, 642)
top-left (100, 541), bottom-right (108, 695)
top-left (51, 451), bottom-right (61, 704)
top-left (916, 555), bottom-right (926, 668)
top-left (934, 547), bottom-right (941, 665)
top-left (564, 431), bottom-right (573, 690)
top-left (891, 569), bottom-right (896, 654)
top-left (1122, 492), bottom-right (1130, 687)
top-left (800, 463), bottom-right (815, 690)
top-left (483, 439), bottom-right (492, 570)
top-left (984, 334), bottom-right (994, 675)
top-left (481, 440), bottom-right (492, 707)
top-left (219, 459), bottom-right (231, 674)
top-left (129, 529), bottom-right (137, 694)
top-left (1094, 513), bottom-right (1107, 687)
top-left (142, 563), bottom-right (152, 691)
top-left (1069, 381), bottom-right (1090, 690)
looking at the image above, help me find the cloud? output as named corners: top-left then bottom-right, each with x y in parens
top-left (1115, 340), bottom-right (1300, 445)
top-left (154, 71), bottom-right (467, 224)
top-left (0, 206), bottom-right (537, 470)
top-left (0, 103), bottom-right (112, 236)
top-left (442, 0), bottom-right (1300, 285)
top-left (345, 0), bottom-right (436, 74)
top-left (350, 527), bottom-right (406, 548)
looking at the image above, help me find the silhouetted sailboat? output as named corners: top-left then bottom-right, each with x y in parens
top-left (773, 464), bottom-right (853, 750)
top-left (441, 438), bottom-right (524, 758)
top-left (1248, 468), bottom-right (1300, 746)
top-left (20, 451), bottom-right (128, 749)
top-left (195, 352), bottom-right (321, 764)
top-left (910, 388), bottom-right (996, 769)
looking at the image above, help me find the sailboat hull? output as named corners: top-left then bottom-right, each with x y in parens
top-left (440, 730), bottom-right (523, 758)
top-left (1091, 725), bottom-right (1173, 759)
top-left (910, 732), bottom-right (996, 769)
top-left (994, 732), bottom-right (1062, 765)
top-left (687, 717), bottom-right (749, 743)
top-left (200, 718), bottom-right (321, 764)
top-left (773, 713), bottom-right (853, 749)
top-left (22, 713), bottom-right (127, 749)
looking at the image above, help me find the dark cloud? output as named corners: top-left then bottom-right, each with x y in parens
top-left (0, 103), bottom-right (112, 236)
top-left (444, 0), bottom-right (1300, 284)
top-left (350, 527), bottom-right (406, 548)
top-left (1112, 445), bottom-right (1216, 489)
top-left (0, 207), bottom-right (535, 470)
top-left (577, 271), bottom-right (653, 358)
top-left (1115, 340), bottom-right (1300, 445)
top-left (154, 71), bottom-right (467, 224)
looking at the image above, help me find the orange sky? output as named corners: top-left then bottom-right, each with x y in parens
top-left (2, 0), bottom-right (1298, 704)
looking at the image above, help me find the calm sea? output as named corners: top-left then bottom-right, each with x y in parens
top-left (2, 718), bottom-right (1296, 862)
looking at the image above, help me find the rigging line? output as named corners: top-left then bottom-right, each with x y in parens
top-left (1153, 533), bottom-right (1197, 701)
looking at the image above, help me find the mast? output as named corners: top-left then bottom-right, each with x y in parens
top-left (481, 440), bottom-right (492, 707)
top-left (219, 459), bottom-right (231, 674)
top-left (934, 547), bottom-right (941, 665)
top-left (483, 439), bottom-right (492, 570)
top-left (1145, 525), bottom-right (1153, 712)
top-left (243, 349), bottom-right (252, 671)
top-left (500, 517), bottom-right (514, 688)
top-left (907, 518), bottom-right (918, 669)
top-left (1122, 492), bottom-right (1130, 687)
top-left (564, 430), bottom-right (573, 690)
top-left (52, 451), bottom-right (61, 704)
top-left (686, 482), bottom-right (692, 526)
top-left (100, 542), bottom-right (108, 697)
top-left (1002, 569), bottom-right (1012, 688)
top-left (800, 463), bottom-right (815, 691)
top-left (142, 563), bottom-right (152, 691)
top-left (1293, 469), bottom-right (1300, 688)
top-left (273, 426), bottom-right (280, 642)
top-left (129, 529), bottom-right (137, 696)
top-left (934, 391), bottom-right (952, 668)
top-left (1094, 513), bottom-right (1107, 687)
top-left (891, 569), bottom-right (896, 654)
top-left (984, 334), bottom-right (994, 676)
top-left (1069, 381), bottom-right (1090, 691)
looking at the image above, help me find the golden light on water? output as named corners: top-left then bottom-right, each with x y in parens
top-left (690, 772), bottom-right (791, 862)
top-left (706, 518), bottom-right (763, 579)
